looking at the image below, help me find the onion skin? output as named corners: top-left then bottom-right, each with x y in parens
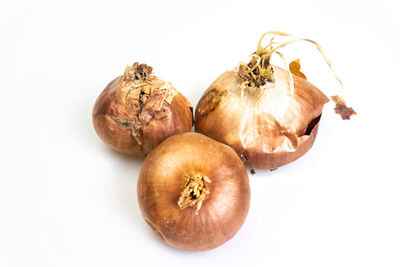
top-left (195, 65), bottom-right (329, 170)
top-left (137, 133), bottom-right (250, 251)
top-left (93, 64), bottom-right (193, 156)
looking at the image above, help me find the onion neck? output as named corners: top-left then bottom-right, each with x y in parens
top-left (240, 31), bottom-right (356, 119)
top-left (122, 62), bottom-right (153, 82)
top-left (178, 174), bottom-right (211, 213)
top-left (118, 62), bottom-right (153, 91)
top-left (238, 53), bottom-right (275, 88)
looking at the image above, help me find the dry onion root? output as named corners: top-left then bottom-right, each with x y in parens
top-left (93, 63), bottom-right (193, 156)
top-left (195, 31), bottom-right (356, 170)
top-left (137, 133), bottom-right (250, 251)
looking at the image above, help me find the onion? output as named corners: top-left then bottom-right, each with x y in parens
top-left (195, 31), bottom-right (356, 170)
top-left (93, 63), bottom-right (193, 156)
top-left (137, 133), bottom-right (250, 251)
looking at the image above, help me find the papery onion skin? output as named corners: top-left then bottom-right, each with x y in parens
top-left (137, 133), bottom-right (250, 251)
top-left (195, 65), bottom-right (329, 170)
top-left (93, 63), bottom-right (193, 156)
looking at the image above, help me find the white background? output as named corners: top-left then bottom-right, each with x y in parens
top-left (1, 0), bottom-right (399, 266)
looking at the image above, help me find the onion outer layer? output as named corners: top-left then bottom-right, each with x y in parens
top-left (195, 65), bottom-right (329, 170)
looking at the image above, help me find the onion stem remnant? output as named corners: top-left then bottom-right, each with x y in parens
top-left (238, 31), bottom-right (355, 119)
top-left (178, 174), bottom-right (211, 213)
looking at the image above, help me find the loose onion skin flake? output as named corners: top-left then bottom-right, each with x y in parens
top-left (137, 133), bottom-right (250, 251)
top-left (93, 63), bottom-right (193, 156)
top-left (195, 31), bottom-right (355, 170)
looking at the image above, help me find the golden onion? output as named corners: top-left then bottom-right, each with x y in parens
top-left (195, 32), bottom-right (355, 170)
top-left (138, 133), bottom-right (250, 251)
top-left (93, 63), bottom-right (193, 156)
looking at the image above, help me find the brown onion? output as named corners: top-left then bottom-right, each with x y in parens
top-left (93, 63), bottom-right (193, 156)
top-left (137, 133), bottom-right (250, 251)
top-left (195, 31), bottom-right (355, 170)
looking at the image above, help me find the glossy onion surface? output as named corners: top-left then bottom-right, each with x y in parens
top-left (138, 133), bottom-right (250, 251)
top-left (195, 66), bottom-right (329, 170)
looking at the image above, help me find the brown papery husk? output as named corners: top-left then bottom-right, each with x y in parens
top-left (195, 65), bottom-right (329, 170)
top-left (137, 133), bottom-right (250, 251)
top-left (93, 63), bottom-right (193, 156)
